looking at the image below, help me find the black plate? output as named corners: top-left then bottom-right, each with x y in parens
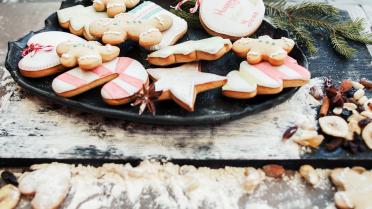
top-left (5, 0), bottom-right (308, 125)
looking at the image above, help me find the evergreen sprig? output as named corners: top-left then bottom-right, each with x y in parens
top-left (170, 0), bottom-right (372, 58)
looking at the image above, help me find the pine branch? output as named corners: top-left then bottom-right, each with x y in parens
top-left (330, 33), bottom-right (356, 58)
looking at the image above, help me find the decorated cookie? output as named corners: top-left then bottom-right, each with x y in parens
top-left (331, 168), bottom-right (372, 209)
top-left (57, 5), bottom-right (108, 40)
top-left (18, 163), bottom-right (71, 209)
top-left (0, 185), bottom-right (20, 209)
top-left (199, 0), bottom-right (265, 40)
top-left (222, 57), bottom-right (311, 99)
top-left (56, 41), bottom-right (120, 71)
top-left (18, 31), bottom-right (85, 78)
top-left (52, 57), bottom-right (148, 105)
top-left (89, 13), bottom-right (173, 47)
top-left (147, 63), bottom-right (227, 112)
top-left (233, 35), bottom-right (295, 66)
top-left (147, 36), bottom-right (232, 66)
top-left (128, 1), bottom-right (188, 51)
top-left (93, 0), bottom-right (140, 17)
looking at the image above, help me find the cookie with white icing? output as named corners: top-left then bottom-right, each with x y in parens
top-left (18, 163), bottom-right (71, 209)
top-left (199, 0), bottom-right (265, 40)
top-left (147, 36), bottom-right (232, 66)
top-left (57, 5), bottom-right (108, 40)
top-left (56, 41), bottom-right (120, 70)
top-left (147, 63), bottom-right (227, 112)
top-left (18, 31), bottom-right (85, 78)
top-left (233, 35), bottom-right (295, 66)
top-left (89, 13), bottom-right (173, 47)
top-left (52, 57), bottom-right (149, 106)
top-left (331, 168), bottom-right (372, 209)
top-left (93, 0), bottom-right (140, 17)
top-left (128, 1), bottom-right (188, 51)
top-left (222, 57), bottom-right (311, 99)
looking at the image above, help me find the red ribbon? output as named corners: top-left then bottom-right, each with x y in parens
top-left (22, 43), bottom-right (54, 57)
top-left (172, 0), bottom-right (201, 13)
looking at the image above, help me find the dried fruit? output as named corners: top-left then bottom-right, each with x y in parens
top-left (340, 109), bottom-right (352, 120)
top-left (325, 138), bottom-right (344, 151)
top-left (1, 171), bottom-right (18, 186)
top-left (333, 107), bottom-right (343, 115)
top-left (358, 118), bottom-right (371, 128)
top-left (343, 103), bottom-right (357, 111)
top-left (282, 125), bottom-right (298, 140)
top-left (358, 96), bottom-right (368, 105)
top-left (351, 81), bottom-right (364, 89)
top-left (344, 87), bottom-right (357, 98)
top-left (361, 111), bottom-right (372, 119)
top-left (262, 164), bottom-right (285, 178)
top-left (340, 80), bottom-right (353, 93)
top-left (319, 116), bottom-right (349, 138)
top-left (359, 78), bottom-right (372, 89)
top-left (320, 96), bottom-right (330, 117)
top-left (362, 123), bottom-right (372, 149)
top-left (0, 184), bottom-right (20, 209)
top-left (363, 99), bottom-right (372, 111)
top-left (295, 135), bottom-right (324, 148)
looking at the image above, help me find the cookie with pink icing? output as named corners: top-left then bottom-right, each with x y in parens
top-left (147, 62), bottom-right (227, 112)
top-left (222, 57), bottom-right (311, 99)
top-left (233, 35), bottom-right (295, 66)
top-left (52, 57), bottom-right (149, 105)
top-left (199, 0), bottom-right (265, 40)
top-left (18, 31), bottom-right (85, 78)
top-left (56, 41), bottom-right (120, 71)
top-left (127, 1), bottom-right (188, 51)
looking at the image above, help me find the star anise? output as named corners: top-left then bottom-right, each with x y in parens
top-left (131, 84), bottom-right (162, 115)
top-left (323, 78), bottom-right (351, 107)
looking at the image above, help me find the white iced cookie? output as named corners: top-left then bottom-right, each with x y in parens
top-left (199, 0), bottom-right (265, 40)
top-left (18, 31), bottom-right (85, 78)
top-left (93, 0), bottom-right (140, 17)
top-left (18, 163), bottom-right (71, 209)
top-left (147, 62), bottom-right (227, 112)
top-left (128, 1), bottom-right (188, 51)
top-left (57, 5), bottom-right (108, 40)
top-left (330, 168), bottom-right (372, 209)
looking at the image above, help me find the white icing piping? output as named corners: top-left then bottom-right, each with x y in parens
top-left (107, 3), bottom-right (125, 9)
top-left (78, 55), bottom-right (101, 61)
top-left (139, 28), bottom-right (160, 39)
top-left (103, 31), bottom-right (122, 35)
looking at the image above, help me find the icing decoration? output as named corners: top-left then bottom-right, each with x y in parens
top-left (147, 63), bottom-right (226, 111)
top-left (222, 57), bottom-right (311, 98)
top-left (18, 31), bottom-right (85, 73)
top-left (148, 36), bottom-right (232, 58)
top-left (22, 43), bottom-right (54, 57)
top-left (56, 41), bottom-right (120, 70)
top-left (89, 13), bottom-right (173, 47)
top-left (199, 0), bottom-right (265, 38)
top-left (52, 57), bottom-right (148, 102)
top-left (128, 1), bottom-right (188, 50)
top-left (172, 0), bottom-right (201, 13)
top-left (57, 5), bottom-right (108, 40)
top-left (233, 35), bottom-right (295, 66)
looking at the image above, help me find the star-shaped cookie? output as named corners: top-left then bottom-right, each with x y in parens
top-left (147, 63), bottom-right (227, 112)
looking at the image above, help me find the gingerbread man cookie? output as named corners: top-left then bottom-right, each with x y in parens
top-left (56, 41), bottom-right (120, 71)
top-left (233, 35), bottom-right (295, 66)
top-left (89, 13), bottom-right (173, 47)
top-left (93, 0), bottom-right (140, 17)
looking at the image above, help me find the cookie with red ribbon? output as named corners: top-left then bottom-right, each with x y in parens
top-left (199, 0), bottom-right (265, 40)
top-left (18, 31), bottom-right (85, 78)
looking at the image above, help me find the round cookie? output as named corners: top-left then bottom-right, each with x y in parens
top-left (18, 31), bottom-right (85, 78)
top-left (199, 0), bottom-right (265, 40)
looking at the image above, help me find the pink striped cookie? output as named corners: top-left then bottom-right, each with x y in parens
top-left (52, 57), bottom-right (148, 105)
top-left (222, 57), bottom-right (311, 99)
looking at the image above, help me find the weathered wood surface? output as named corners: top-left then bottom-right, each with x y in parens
top-left (0, 1), bottom-right (371, 162)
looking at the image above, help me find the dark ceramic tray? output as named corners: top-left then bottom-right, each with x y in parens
top-left (5, 0), bottom-right (308, 125)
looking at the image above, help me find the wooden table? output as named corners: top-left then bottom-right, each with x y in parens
top-left (0, 0), bottom-right (371, 166)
